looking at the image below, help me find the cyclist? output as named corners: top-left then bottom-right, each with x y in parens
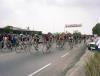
top-left (33, 34), bottom-right (40, 51)
top-left (0, 34), bottom-right (3, 49)
top-left (68, 36), bottom-right (74, 49)
top-left (11, 35), bottom-right (17, 47)
top-left (57, 32), bottom-right (66, 48)
top-left (43, 33), bottom-right (52, 52)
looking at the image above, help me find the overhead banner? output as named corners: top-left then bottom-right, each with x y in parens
top-left (65, 24), bottom-right (82, 28)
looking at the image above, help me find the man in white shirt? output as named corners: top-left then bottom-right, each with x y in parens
top-left (96, 36), bottom-right (100, 51)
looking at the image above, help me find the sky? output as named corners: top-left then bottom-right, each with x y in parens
top-left (0, 0), bottom-right (100, 34)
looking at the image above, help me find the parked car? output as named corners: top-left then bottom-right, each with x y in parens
top-left (87, 41), bottom-right (96, 50)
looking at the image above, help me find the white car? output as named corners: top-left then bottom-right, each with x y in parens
top-left (87, 42), bottom-right (96, 50)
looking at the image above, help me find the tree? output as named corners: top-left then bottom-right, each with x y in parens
top-left (92, 23), bottom-right (100, 36)
top-left (73, 30), bottom-right (81, 37)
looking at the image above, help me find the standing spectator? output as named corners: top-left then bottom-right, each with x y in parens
top-left (96, 36), bottom-right (100, 51)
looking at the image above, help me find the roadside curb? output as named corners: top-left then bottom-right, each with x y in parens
top-left (65, 49), bottom-right (94, 76)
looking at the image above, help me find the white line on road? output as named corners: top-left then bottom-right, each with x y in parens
top-left (28, 63), bottom-right (52, 76)
top-left (61, 52), bottom-right (69, 58)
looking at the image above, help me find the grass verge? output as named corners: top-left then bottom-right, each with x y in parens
top-left (85, 52), bottom-right (100, 76)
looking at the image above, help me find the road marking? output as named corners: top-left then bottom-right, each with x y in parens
top-left (28, 63), bottom-right (52, 76)
top-left (61, 52), bottom-right (69, 58)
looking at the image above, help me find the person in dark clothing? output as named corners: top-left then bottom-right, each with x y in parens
top-left (0, 34), bottom-right (4, 48)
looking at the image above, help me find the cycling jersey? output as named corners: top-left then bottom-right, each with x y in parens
top-left (34, 35), bottom-right (40, 43)
top-left (44, 34), bottom-right (49, 41)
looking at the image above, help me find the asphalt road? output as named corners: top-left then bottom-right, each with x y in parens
top-left (0, 42), bottom-right (86, 76)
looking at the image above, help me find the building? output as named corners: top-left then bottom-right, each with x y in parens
top-left (0, 26), bottom-right (42, 35)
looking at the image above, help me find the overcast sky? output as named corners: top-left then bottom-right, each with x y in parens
top-left (0, 0), bottom-right (100, 34)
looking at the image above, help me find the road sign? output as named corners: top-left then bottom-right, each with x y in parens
top-left (65, 24), bottom-right (82, 28)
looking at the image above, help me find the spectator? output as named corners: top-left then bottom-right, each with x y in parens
top-left (95, 36), bottom-right (100, 51)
